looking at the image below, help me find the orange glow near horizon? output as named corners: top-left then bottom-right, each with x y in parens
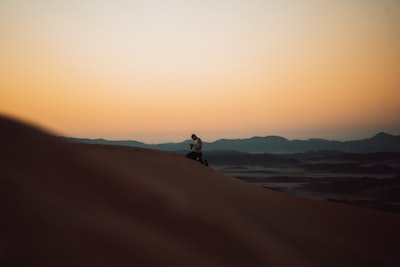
top-left (1, 1), bottom-right (400, 142)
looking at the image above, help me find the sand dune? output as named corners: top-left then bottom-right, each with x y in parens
top-left (1, 116), bottom-right (400, 266)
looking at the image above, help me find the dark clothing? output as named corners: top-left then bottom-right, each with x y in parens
top-left (186, 151), bottom-right (208, 166)
top-left (186, 151), bottom-right (202, 160)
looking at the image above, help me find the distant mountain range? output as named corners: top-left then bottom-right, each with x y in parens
top-left (64, 132), bottom-right (400, 153)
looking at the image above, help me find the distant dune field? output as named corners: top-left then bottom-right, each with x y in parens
top-left (1, 116), bottom-right (400, 267)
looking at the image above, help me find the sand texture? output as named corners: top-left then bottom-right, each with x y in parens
top-left (1, 116), bottom-right (400, 266)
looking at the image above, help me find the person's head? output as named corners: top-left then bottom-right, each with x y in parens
top-left (191, 134), bottom-right (197, 140)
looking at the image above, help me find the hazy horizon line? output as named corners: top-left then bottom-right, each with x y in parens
top-left (63, 131), bottom-right (399, 145)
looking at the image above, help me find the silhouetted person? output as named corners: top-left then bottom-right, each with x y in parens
top-left (186, 134), bottom-right (207, 165)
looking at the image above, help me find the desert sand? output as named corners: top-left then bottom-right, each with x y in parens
top-left (1, 116), bottom-right (400, 266)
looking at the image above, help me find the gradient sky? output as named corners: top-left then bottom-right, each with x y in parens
top-left (1, 0), bottom-right (399, 143)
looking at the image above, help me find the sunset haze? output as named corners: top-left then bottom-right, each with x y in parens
top-left (1, 0), bottom-right (399, 142)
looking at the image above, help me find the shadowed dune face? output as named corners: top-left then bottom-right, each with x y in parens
top-left (1, 116), bottom-right (400, 267)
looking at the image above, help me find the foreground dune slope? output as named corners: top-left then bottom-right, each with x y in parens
top-left (1, 116), bottom-right (399, 267)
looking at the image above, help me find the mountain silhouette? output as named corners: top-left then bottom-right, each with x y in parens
top-left (65, 132), bottom-right (400, 153)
